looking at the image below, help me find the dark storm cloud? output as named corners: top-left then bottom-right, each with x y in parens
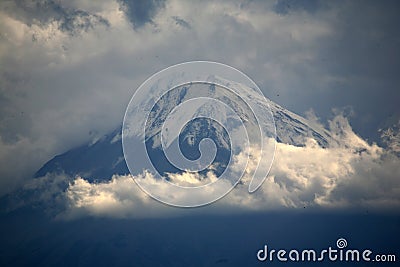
top-left (322, 1), bottom-right (400, 139)
top-left (256, 1), bottom-right (400, 141)
top-left (118, 0), bottom-right (166, 28)
top-left (0, 0), bottom-right (109, 35)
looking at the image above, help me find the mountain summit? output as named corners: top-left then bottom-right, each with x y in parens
top-left (35, 94), bottom-right (336, 182)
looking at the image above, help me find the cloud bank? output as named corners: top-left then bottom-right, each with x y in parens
top-left (16, 114), bottom-right (398, 220)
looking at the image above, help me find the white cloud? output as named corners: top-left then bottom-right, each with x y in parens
top-left (47, 115), bottom-right (400, 219)
top-left (380, 119), bottom-right (400, 154)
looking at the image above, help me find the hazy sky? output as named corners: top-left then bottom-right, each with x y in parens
top-left (0, 0), bottom-right (399, 195)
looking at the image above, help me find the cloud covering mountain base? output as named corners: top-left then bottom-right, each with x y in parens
top-left (15, 114), bottom-right (399, 220)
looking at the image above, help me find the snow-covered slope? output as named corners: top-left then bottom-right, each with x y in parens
top-left (35, 80), bottom-right (337, 181)
top-left (269, 100), bottom-right (334, 147)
